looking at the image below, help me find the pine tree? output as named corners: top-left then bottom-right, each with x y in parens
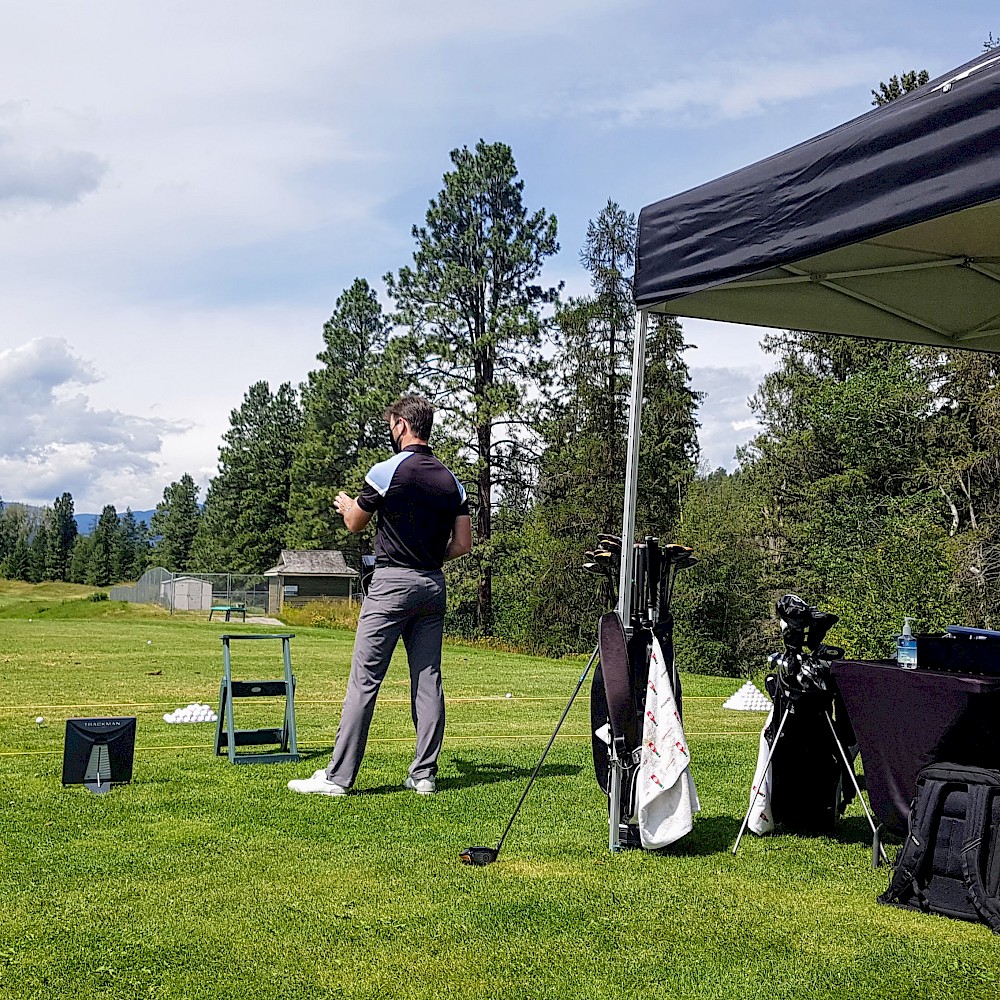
top-left (46, 492), bottom-right (78, 581)
top-left (523, 200), bottom-right (701, 653)
top-left (150, 475), bottom-right (202, 572)
top-left (192, 382), bottom-right (302, 574)
top-left (87, 505), bottom-right (119, 586)
top-left (287, 278), bottom-right (403, 565)
top-left (115, 509), bottom-right (148, 581)
top-left (69, 535), bottom-right (92, 584)
top-left (27, 522), bottom-right (50, 583)
top-left (386, 140), bottom-right (559, 632)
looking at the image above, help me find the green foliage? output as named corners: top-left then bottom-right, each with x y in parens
top-left (150, 474), bottom-right (202, 572)
top-left (871, 68), bottom-right (930, 106)
top-left (86, 505), bottom-right (119, 586)
top-left (46, 492), bottom-right (78, 581)
top-left (673, 470), bottom-right (770, 676)
top-left (287, 279), bottom-right (403, 567)
top-left (525, 202), bottom-right (701, 655)
top-left (192, 382), bottom-right (301, 574)
top-left (277, 598), bottom-right (360, 630)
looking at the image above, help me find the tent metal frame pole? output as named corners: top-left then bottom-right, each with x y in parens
top-left (616, 309), bottom-right (648, 628)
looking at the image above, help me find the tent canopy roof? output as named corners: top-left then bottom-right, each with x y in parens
top-left (633, 51), bottom-right (1000, 351)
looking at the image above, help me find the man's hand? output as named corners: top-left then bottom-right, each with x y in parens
top-left (334, 491), bottom-right (372, 534)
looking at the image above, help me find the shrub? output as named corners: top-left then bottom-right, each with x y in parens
top-left (279, 598), bottom-right (360, 630)
top-left (88, 592), bottom-right (109, 602)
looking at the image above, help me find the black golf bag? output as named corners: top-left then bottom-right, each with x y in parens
top-left (754, 595), bottom-right (857, 835)
top-left (589, 536), bottom-right (688, 849)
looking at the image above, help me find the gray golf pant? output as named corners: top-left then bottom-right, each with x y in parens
top-left (326, 567), bottom-right (447, 788)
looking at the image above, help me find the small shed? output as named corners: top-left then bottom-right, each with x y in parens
top-left (162, 576), bottom-right (214, 612)
top-left (263, 550), bottom-right (359, 614)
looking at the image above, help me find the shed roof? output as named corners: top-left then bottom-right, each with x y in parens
top-left (263, 550), bottom-right (358, 577)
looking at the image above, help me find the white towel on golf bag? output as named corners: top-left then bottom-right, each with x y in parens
top-left (637, 635), bottom-right (700, 849)
top-left (746, 706), bottom-right (776, 835)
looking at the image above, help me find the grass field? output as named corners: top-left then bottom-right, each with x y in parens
top-left (1, 583), bottom-right (998, 999)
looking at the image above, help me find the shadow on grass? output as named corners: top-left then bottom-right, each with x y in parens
top-left (349, 757), bottom-right (584, 796)
top-left (833, 814), bottom-right (901, 852)
top-left (651, 814), bottom-right (743, 856)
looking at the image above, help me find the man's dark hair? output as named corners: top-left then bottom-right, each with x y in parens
top-left (385, 395), bottom-right (434, 441)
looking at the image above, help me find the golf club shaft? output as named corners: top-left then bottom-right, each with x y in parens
top-left (493, 642), bottom-right (601, 855)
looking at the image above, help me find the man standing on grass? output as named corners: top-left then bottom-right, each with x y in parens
top-left (288, 394), bottom-right (472, 797)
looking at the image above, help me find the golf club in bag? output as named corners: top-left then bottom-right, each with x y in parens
top-left (732, 595), bottom-right (887, 864)
top-left (590, 535), bottom-right (698, 851)
top-left (460, 643), bottom-right (601, 866)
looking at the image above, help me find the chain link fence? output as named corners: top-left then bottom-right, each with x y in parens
top-left (110, 568), bottom-right (270, 615)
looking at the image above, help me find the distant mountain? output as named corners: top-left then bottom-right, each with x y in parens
top-left (74, 509), bottom-right (157, 535)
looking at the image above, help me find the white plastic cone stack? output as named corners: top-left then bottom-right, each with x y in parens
top-left (723, 681), bottom-right (771, 712)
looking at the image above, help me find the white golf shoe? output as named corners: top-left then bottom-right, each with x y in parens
top-left (287, 769), bottom-right (348, 796)
top-left (403, 775), bottom-right (436, 795)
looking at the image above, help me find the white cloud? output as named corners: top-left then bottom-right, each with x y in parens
top-left (0, 338), bottom-right (185, 507)
top-left (689, 365), bottom-right (771, 472)
top-left (586, 48), bottom-right (899, 125)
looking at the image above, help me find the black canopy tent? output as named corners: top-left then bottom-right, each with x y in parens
top-left (605, 51), bottom-right (1000, 850)
top-left (633, 50), bottom-right (1000, 348)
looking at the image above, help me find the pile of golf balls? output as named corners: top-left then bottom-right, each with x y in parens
top-left (163, 702), bottom-right (218, 724)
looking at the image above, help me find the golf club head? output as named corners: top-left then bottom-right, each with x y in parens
top-left (673, 555), bottom-right (699, 571)
top-left (664, 543), bottom-right (694, 560)
top-left (582, 561), bottom-right (604, 576)
top-left (597, 533), bottom-right (622, 546)
top-left (460, 846), bottom-right (499, 866)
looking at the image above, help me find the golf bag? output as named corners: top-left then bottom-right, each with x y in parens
top-left (880, 763), bottom-right (1000, 931)
top-left (748, 595), bottom-right (856, 836)
top-left (590, 536), bottom-right (697, 849)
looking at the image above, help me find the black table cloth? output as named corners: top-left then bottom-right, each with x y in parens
top-left (831, 659), bottom-right (1000, 836)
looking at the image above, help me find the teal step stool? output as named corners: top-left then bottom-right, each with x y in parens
top-left (215, 633), bottom-right (300, 764)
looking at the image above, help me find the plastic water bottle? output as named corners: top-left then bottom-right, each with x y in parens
top-left (896, 616), bottom-right (918, 669)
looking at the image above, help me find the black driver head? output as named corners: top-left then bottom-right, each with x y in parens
top-left (460, 846), bottom-right (499, 866)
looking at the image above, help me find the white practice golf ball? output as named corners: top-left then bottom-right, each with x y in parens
top-left (35, 716), bottom-right (44, 724)
top-left (147, 640), bottom-right (152, 645)
top-left (505, 692), bottom-right (512, 699)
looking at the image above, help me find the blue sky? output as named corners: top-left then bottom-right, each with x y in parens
top-left (0, 1), bottom-right (994, 510)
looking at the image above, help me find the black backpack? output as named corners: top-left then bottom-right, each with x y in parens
top-left (880, 763), bottom-right (1000, 931)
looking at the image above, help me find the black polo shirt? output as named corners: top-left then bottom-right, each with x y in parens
top-left (356, 445), bottom-right (469, 571)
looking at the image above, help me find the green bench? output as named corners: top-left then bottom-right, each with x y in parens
top-left (209, 604), bottom-right (246, 622)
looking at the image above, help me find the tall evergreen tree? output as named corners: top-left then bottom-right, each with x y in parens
top-left (69, 534), bottom-right (92, 585)
top-left (115, 508), bottom-right (149, 581)
top-left (522, 201), bottom-right (701, 654)
top-left (386, 140), bottom-right (559, 632)
top-left (191, 382), bottom-right (301, 574)
top-left (46, 492), bottom-right (78, 581)
top-left (288, 279), bottom-right (402, 565)
top-left (86, 505), bottom-right (119, 586)
top-left (4, 532), bottom-right (30, 581)
top-left (27, 521), bottom-right (50, 583)
top-left (150, 475), bottom-right (202, 572)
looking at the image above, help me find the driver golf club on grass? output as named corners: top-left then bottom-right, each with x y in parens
top-left (460, 643), bottom-right (600, 866)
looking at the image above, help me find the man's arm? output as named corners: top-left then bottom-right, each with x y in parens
top-left (444, 515), bottom-right (473, 562)
top-left (334, 491), bottom-right (373, 534)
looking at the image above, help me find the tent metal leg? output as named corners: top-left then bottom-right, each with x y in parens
top-left (616, 309), bottom-right (648, 626)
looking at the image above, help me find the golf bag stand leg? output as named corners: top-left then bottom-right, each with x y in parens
top-left (732, 704), bottom-right (792, 855)
top-left (823, 711), bottom-right (889, 867)
top-left (608, 751), bottom-right (623, 852)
